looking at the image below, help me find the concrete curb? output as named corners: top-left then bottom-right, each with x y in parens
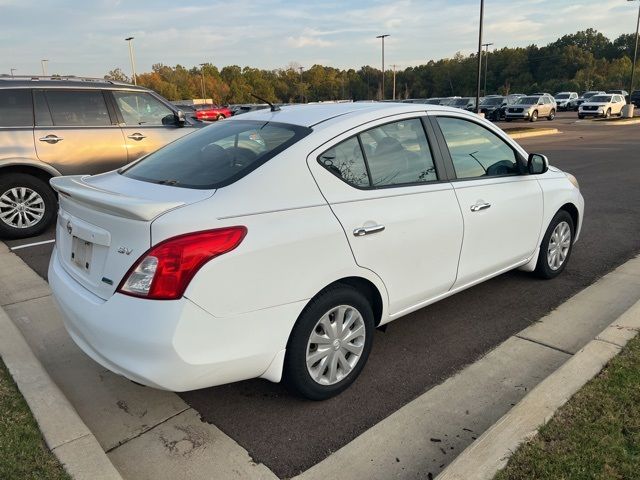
top-left (0, 305), bottom-right (123, 480)
top-left (599, 118), bottom-right (640, 125)
top-left (506, 128), bottom-right (559, 139)
top-left (437, 299), bottom-right (640, 480)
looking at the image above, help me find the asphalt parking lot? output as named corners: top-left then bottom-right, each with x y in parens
top-left (4, 113), bottom-right (640, 478)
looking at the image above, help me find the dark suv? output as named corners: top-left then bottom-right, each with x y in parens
top-left (0, 77), bottom-right (202, 238)
top-left (631, 90), bottom-right (640, 108)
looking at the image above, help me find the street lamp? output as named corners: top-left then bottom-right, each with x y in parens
top-left (10, 68), bottom-right (16, 78)
top-left (41, 59), bottom-right (49, 76)
top-left (482, 43), bottom-right (493, 96)
top-left (391, 64), bottom-right (398, 100)
top-left (376, 34), bottom-right (390, 100)
top-left (475, 0), bottom-right (485, 114)
top-left (125, 37), bottom-right (137, 85)
top-left (627, 0), bottom-right (640, 107)
top-left (199, 63), bottom-right (207, 100)
top-left (299, 66), bottom-right (304, 103)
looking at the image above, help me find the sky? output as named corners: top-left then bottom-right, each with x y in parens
top-left (1, 0), bottom-right (638, 77)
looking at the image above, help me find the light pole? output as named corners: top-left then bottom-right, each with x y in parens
top-left (628, 0), bottom-right (640, 106)
top-left (299, 66), bottom-right (304, 103)
top-left (482, 43), bottom-right (493, 96)
top-left (376, 34), bottom-right (389, 100)
top-left (391, 64), bottom-right (398, 100)
top-left (41, 59), bottom-right (49, 76)
top-left (125, 37), bottom-right (137, 85)
top-left (10, 68), bottom-right (16, 78)
top-left (199, 63), bottom-right (207, 100)
top-left (475, 0), bottom-right (484, 114)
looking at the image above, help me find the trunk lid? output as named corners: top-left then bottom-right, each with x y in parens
top-left (50, 172), bottom-right (215, 300)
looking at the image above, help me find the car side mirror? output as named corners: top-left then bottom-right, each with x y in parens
top-left (175, 110), bottom-right (186, 127)
top-left (528, 153), bottom-right (549, 175)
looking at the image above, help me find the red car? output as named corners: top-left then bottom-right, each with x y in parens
top-left (178, 104), bottom-right (232, 121)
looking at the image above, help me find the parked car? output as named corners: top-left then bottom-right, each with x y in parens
top-left (578, 94), bottom-right (626, 118)
top-left (174, 103), bottom-right (232, 121)
top-left (505, 95), bottom-right (556, 122)
top-left (449, 97), bottom-right (478, 111)
top-left (607, 89), bottom-right (629, 102)
top-left (554, 92), bottom-right (578, 111)
top-left (630, 90), bottom-right (640, 108)
top-left (568, 91), bottom-right (606, 111)
top-left (0, 77), bottom-right (202, 239)
top-left (478, 96), bottom-right (506, 121)
top-left (48, 102), bottom-right (584, 400)
top-left (496, 94), bottom-right (526, 120)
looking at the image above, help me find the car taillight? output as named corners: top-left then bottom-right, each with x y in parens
top-left (117, 227), bottom-right (247, 300)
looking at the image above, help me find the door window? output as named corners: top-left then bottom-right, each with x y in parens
top-left (0, 89), bottom-right (33, 127)
top-left (318, 137), bottom-right (370, 187)
top-left (436, 117), bottom-right (520, 179)
top-left (44, 90), bottom-right (111, 126)
top-left (113, 91), bottom-right (174, 126)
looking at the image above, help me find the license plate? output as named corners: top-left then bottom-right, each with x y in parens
top-left (71, 236), bottom-right (93, 272)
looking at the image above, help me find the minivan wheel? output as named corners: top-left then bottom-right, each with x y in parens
top-left (283, 285), bottom-right (374, 400)
top-left (0, 174), bottom-right (57, 239)
top-left (530, 110), bottom-right (538, 122)
top-left (534, 210), bottom-right (574, 279)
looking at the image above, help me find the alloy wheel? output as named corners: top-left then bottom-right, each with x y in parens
top-left (305, 305), bottom-right (366, 385)
top-left (0, 187), bottom-right (46, 229)
top-left (547, 221), bottom-right (571, 271)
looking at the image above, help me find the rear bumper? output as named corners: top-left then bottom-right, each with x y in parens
top-left (48, 248), bottom-right (300, 391)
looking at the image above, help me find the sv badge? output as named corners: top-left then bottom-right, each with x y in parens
top-left (117, 246), bottom-right (133, 255)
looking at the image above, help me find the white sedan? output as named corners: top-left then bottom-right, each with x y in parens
top-left (48, 103), bottom-right (584, 400)
top-left (578, 94), bottom-right (627, 118)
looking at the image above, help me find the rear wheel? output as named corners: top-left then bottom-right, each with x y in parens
top-left (547, 109), bottom-right (556, 120)
top-left (216, 114), bottom-right (225, 121)
top-left (283, 285), bottom-right (374, 400)
top-left (0, 173), bottom-right (57, 239)
top-left (529, 110), bottom-right (538, 122)
top-left (534, 210), bottom-right (574, 279)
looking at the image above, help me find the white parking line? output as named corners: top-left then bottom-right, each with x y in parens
top-left (10, 239), bottom-right (56, 251)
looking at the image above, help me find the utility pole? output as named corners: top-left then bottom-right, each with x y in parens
top-left (628, 0), bottom-right (640, 104)
top-left (475, 0), bottom-right (484, 114)
top-left (482, 43), bottom-right (493, 96)
top-left (376, 34), bottom-right (389, 100)
top-left (199, 63), bottom-right (207, 100)
top-left (10, 68), bottom-right (16, 78)
top-left (41, 59), bottom-right (49, 76)
top-left (125, 37), bottom-right (137, 85)
top-left (391, 64), bottom-right (398, 100)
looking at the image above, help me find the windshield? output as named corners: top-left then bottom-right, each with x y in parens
top-left (481, 97), bottom-right (503, 106)
top-left (515, 96), bottom-right (539, 105)
top-left (583, 92), bottom-right (599, 99)
top-left (555, 93), bottom-right (570, 99)
top-left (121, 120), bottom-right (311, 189)
top-left (451, 98), bottom-right (471, 106)
top-left (589, 95), bottom-right (612, 103)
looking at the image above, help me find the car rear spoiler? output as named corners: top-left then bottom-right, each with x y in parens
top-left (50, 175), bottom-right (185, 221)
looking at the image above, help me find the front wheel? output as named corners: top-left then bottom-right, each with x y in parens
top-left (604, 108), bottom-right (611, 119)
top-left (534, 210), bottom-right (575, 279)
top-left (0, 173), bottom-right (57, 239)
top-left (529, 110), bottom-right (538, 122)
top-left (547, 109), bottom-right (555, 120)
top-left (283, 285), bottom-right (374, 400)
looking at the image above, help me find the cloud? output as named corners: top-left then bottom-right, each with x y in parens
top-left (287, 36), bottom-right (335, 48)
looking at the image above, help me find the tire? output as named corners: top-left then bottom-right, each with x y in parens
top-left (283, 284), bottom-right (375, 400)
top-left (0, 173), bottom-right (57, 239)
top-left (578, 114), bottom-right (585, 119)
top-left (216, 114), bottom-right (225, 121)
top-left (534, 210), bottom-right (575, 279)
top-left (505, 118), bottom-right (512, 122)
top-left (604, 108), bottom-right (611, 119)
top-left (547, 109), bottom-right (555, 120)
top-left (529, 110), bottom-right (538, 122)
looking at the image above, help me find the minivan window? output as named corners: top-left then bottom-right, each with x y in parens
top-left (121, 120), bottom-right (311, 189)
top-left (0, 89), bottom-right (33, 127)
top-left (113, 91), bottom-right (175, 126)
top-left (45, 90), bottom-right (111, 126)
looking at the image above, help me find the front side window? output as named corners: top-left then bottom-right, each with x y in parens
top-left (113, 91), bottom-right (174, 126)
top-left (121, 120), bottom-right (310, 189)
top-left (44, 90), bottom-right (111, 126)
top-left (436, 117), bottom-right (520, 179)
top-left (0, 89), bottom-right (33, 127)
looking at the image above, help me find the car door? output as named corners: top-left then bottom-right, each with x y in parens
top-left (108, 90), bottom-right (193, 162)
top-left (613, 95), bottom-right (624, 114)
top-left (432, 114), bottom-right (543, 287)
top-left (33, 89), bottom-right (128, 175)
top-left (308, 115), bottom-right (463, 316)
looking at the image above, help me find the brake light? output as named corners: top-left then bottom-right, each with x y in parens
top-left (117, 227), bottom-right (247, 300)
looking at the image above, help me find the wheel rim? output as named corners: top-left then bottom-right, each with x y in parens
top-left (547, 221), bottom-right (571, 271)
top-left (0, 187), bottom-right (45, 229)
top-left (305, 305), bottom-right (366, 386)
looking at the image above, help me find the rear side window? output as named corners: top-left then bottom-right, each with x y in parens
top-left (121, 120), bottom-right (311, 189)
top-left (113, 91), bottom-right (174, 126)
top-left (0, 89), bottom-right (33, 127)
top-left (44, 90), bottom-right (111, 126)
top-left (318, 137), bottom-right (369, 187)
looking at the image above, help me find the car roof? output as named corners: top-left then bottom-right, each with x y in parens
top-left (227, 102), bottom-right (462, 128)
top-left (0, 76), bottom-right (149, 91)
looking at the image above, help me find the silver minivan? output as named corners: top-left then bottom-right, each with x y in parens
top-left (0, 77), bottom-right (201, 238)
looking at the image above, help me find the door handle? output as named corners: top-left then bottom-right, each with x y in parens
top-left (127, 133), bottom-right (146, 141)
top-left (470, 202), bottom-right (491, 212)
top-left (38, 135), bottom-right (63, 144)
top-left (353, 225), bottom-right (385, 237)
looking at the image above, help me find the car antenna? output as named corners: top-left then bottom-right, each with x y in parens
top-left (251, 93), bottom-right (280, 112)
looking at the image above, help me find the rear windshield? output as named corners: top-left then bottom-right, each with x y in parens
top-left (121, 120), bottom-right (311, 189)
